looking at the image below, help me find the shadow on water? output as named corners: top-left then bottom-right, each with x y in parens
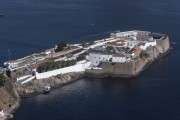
top-left (85, 76), bottom-right (141, 98)
top-left (102, 77), bottom-right (140, 89)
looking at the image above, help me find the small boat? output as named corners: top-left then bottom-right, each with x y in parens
top-left (43, 85), bottom-right (51, 94)
top-left (7, 114), bottom-right (13, 119)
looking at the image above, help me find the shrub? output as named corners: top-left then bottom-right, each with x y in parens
top-left (55, 42), bottom-right (67, 52)
top-left (37, 60), bottom-right (77, 73)
top-left (0, 74), bottom-right (5, 86)
top-left (81, 41), bottom-right (87, 47)
top-left (140, 51), bottom-right (149, 59)
top-left (88, 41), bottom-right (95, 45)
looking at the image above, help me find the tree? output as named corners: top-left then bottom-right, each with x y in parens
top-left (126, 47), bottom-right (130, 51)
top-left (55, 42), bottom-right (67, 52)
top-left (81, 41), bottom-right (87, 47)
top-left (88, 41), bottom-right (95, 45)
top-left (37, 60), bottom-right (77, 73)
top-left (140, 51), bottom-right (149, 59)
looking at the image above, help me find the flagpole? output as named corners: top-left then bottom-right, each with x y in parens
top-left (8, 50), bottom-right (10, 61)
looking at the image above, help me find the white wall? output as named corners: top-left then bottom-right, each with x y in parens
top-left (89, 53), bottom-right (113, 66)
top-left (140, 41), bottom-right (157, 50)
top-left (21, 76), bottom-right (35, 84)
top-left (17, 75), bottom-right (32, 82)
top-left (35, 61), bottom-right (91, 79)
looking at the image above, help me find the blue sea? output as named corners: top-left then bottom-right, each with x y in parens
top-left (0, 0), bottom-right (180, 120)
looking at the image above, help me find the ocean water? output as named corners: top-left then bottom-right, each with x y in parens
top-left (0, 0), bottom-right (180, 120)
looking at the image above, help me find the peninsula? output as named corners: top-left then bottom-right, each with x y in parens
top-left (0, 30), bottom-right (170, 119)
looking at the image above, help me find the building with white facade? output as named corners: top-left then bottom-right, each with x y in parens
top-left (112, 54), bottom-right (126, 63)
top-left (88, 53), bottom-right (113, 66)
top-left (4, 60), bottom-right (18, 69)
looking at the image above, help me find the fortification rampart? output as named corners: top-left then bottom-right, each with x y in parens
top-left (85, 35), bottom-right (170, 78)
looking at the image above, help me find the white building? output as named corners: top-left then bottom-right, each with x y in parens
top-left (112, 54), bottom-right (127, 63)
top-left (88, 52), bottom-right (128, 66)
top-left (89, 53), bottom-right (113, 66)
top-left (125, 40), bottom-right (139, 49)
top-left (4, 60), bottom-right (18, 69)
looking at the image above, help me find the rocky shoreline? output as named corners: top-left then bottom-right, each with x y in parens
top-left (0, 72), bottom-right (84, 120)
top-left (0, 78), bottom-right (21, 120)
top-left (1, 32), bottom-right (171, 119)
top-left (16, 72), bottom-right (84, 97)
top-left (1, 49), bottom-right (171, 120)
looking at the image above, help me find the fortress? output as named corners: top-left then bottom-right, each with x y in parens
top-left (85, 30), bottom-right (170, 78)
top-left (2, 30), bottom-right (170, 84)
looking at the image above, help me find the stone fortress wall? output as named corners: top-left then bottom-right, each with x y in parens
top-left (85, 35), bottom-right (170, 78)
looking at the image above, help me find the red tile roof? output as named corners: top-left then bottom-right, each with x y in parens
top-left (8, 60), bottom-right (17, 63)
top-left (107, 40), bottom-right (126, 46)
top-left (45, 48), bottom-right (54, 52)
top-left (113, 53), bottom-right (125, 57)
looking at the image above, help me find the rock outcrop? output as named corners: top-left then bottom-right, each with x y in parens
top-left (16, 72), bottom-right (84, 97)
top-left (0, 74), bottom-right (21, 120)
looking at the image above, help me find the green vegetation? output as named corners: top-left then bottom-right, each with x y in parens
top-left (0, 74), bottom-right (6, 86)
top-left (55, 42), bottom-right (67, 52)
top-left (140, 51), bottom-right (149, 59)
top-left (88, 41), bottom-right (95, 45)
top-left (80, 41), bottom-right (87, 47)
top-left (77, 53), bottom-right (87, 61)
top-left (106, 46), bottom-right (116, 53)
top-left (80, 41), bottom-right (95, 47)
top-left (126, 47), bottom-right (130, 51)
top-left (37, 60), bottom-right (77, 73)
top-left (63, 45), bottom-right (79, 51)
